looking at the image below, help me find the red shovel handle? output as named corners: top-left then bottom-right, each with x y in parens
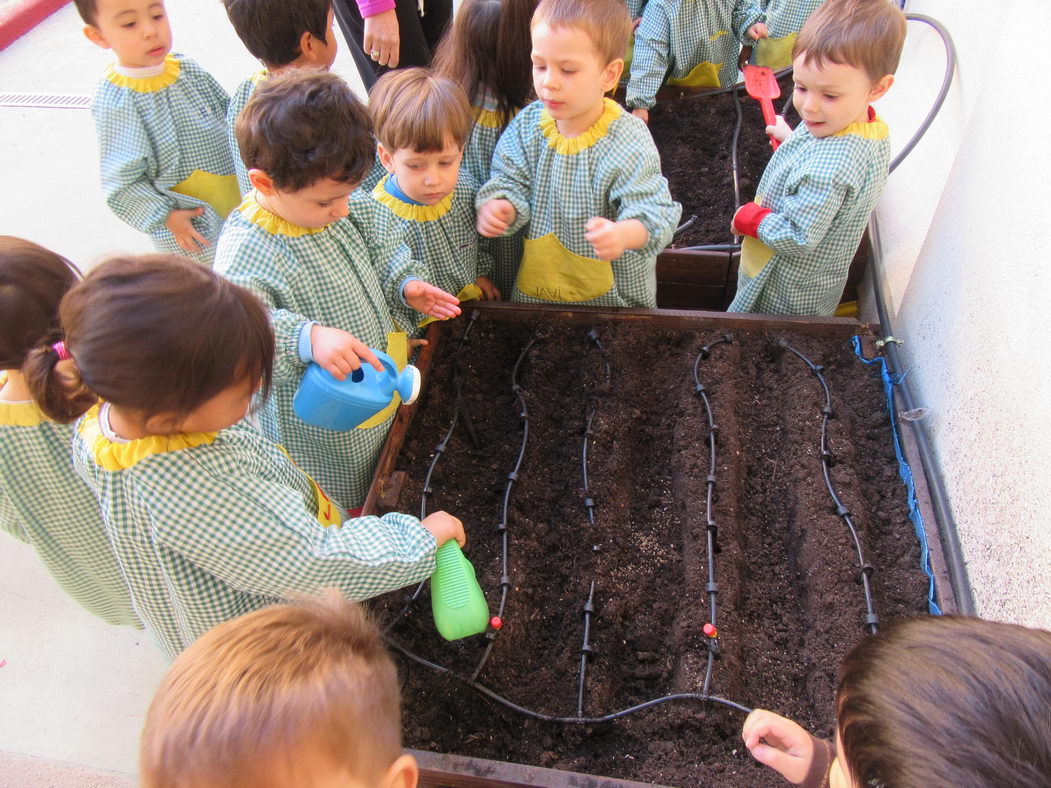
top-left (759, 97), bottom-right (780, 151)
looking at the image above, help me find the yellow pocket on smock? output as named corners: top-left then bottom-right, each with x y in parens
top-left (741, 235), bottom-right (775, 278)
top-left (516, 233), bottom-right (614, 303)
top-left (756, 33), bottom-right (797, 71)
top-left (356, 331), bottom-right (409, 430)
top-left (667, 59), bottom-right (724, 89)
top-left (170, 169), bottom-right (242, 219)
top-left (418, 283), bottom-right (484, 329)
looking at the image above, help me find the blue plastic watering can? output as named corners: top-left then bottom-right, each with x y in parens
top-left (293, 349), bottom-right (421, 431)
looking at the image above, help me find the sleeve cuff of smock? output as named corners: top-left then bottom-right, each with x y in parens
top-left (400, 277), bottom-right (421, 306)
top-left (734, 201), bottom-right (771, 238)
top-left (297, 321), bottom-right (318, 363)
top-left (357, 0), bottom-right (395, 17)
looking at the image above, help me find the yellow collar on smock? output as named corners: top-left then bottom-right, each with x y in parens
top-left (104, 53), bottom-right (181, 93)
top-left (833, 108), bottom-right (889, 141)
top-left (238, 191), bottom-right (326, 237)
top-left (80, 404), bottom-right (217, 471)
top-left (0, 372), bottom-right (48, 427)
top-left (539, 98), bottom-right (620, 155)
top-left (372, 175), bottom-right (453, 222)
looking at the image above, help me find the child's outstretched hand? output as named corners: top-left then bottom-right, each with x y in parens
top-left (422, 511), bottom-right (466, 547)
top-left (747, 22), bottom-right (769, 41)
top-left (166, 207), bottom-right (210, 254)
top-left (631, 107), bottom-right (650, 124)
top-left (766, 115), bottom-right (794, 142)
top-left (477, 199), bottom-right (516, 237)
top-left (405, 280), bottom-right (462, 321)
top-left (310, 325), bottom-right (383, 380)
top-left (741, 709), bottom-right (816, 784)
top-left (474, 276), bottom-right (501, 301)
top-left (585, 217), bottom-right (647, 261)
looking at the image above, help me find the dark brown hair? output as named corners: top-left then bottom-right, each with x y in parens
top-left (837, 615), bottom-right (1051, 787)
top-left (0, 236), bottom-right (80, 370)
top-left (222, 0), bottom-right (332, 68)
top-left (141, 592), bottom-right (403, 787)
top-left (432, 0), bottom-right (536, 131)
top-left (532, 0), bottom-right (630, 66)
top-left (237, 69), bottom-right (375, 192)
top-left (25, 255), bottom-right (274, 425)
top-left (794, 0), bottom-right (907, 82)
top-left (73, 0), bottom-right (98, 26)
top-left (369, 68), bottom-right (473, 152)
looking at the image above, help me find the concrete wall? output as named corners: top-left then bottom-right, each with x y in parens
top-left (874, 0), bottom-right (1051, 628)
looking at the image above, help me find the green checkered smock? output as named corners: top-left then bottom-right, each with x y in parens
top-left (226, 69), bottom-right (267, 196)
top-left (625, 0), bottom-right (648, 21)
top-left (475, 99), bottom-right (680, 308)
top-left (372, 171), bottom-right (493, 333)
top-left (728, 112), bottom-right (890, 316)
top-left (91, 53), bottom-right (238, 266)
top-left (215, 192), bottom-right (417, 507)
top-left (0, 394), bottom-right (139, 628)
top-left (750, 0), bottom-right (825, 69)
top-left (626, 0), bottom-right (763, 108)
top-left (71, 410), bottom-right (436, 660)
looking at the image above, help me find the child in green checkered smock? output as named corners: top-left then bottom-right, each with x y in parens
top-left (215, 70), bottom-right (460, 508)
top-left (33, 254), bottom-right (463, 661)
top-left (0, 237), bottom-right (137, 628)
top-left (748, 0), bottom-right (825, 70)
top-left (626, 0), bottom-right (764, 112)
top-left (477, 99), bottom-right (681, 308)
top-left (222, 0), bottom-right (341, 196)
top-left (90, 53), bottom-right (239, 266)
top-left (368, 69), bottom-right (498, 335)
top-left (729, 0), bottom-right (905, 316)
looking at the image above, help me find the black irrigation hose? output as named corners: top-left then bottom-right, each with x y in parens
top-left (389, 640), bottom-right (753, 722)
top-left (730, 86), bottom-right (744, 219)
top-left (576, 580), bottom-right (596, 717)
top-left (470, 338), bottom-right (535, 681)
top-left (692, 334), bottom-right (733, 695)
top-left (776, 339), bottom-right (880, 634)
top-left (581, 330), bottom-right (610, 524)
top-left (673, 214), bottom-right (699, 238)
top-left (679, 243), bottom-right (742, 252)
top-left (383, 312), bottom-right (480, 635)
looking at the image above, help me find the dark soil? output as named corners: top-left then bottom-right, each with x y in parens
top-left (647, 72), bottom-right (800, 247)
top-left (370, 315), bottom-right (928, 787)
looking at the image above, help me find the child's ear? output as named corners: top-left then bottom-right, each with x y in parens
top-left (83, 25), bottom-right (110, 50)
top-left (601, 58), bottom-right (625, 93)
top-left (247, 169), bottom-right (276, 196)
top-left (298, 30), bottom-right (323, 65)
top-left (380, 754), bottom-right (419, 788)
top-left (377, 143), bottom-right (396, 174)
top-left (868, 74), bottom-right (894, 103)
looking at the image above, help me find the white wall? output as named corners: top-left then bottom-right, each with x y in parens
top-left (874, 0), bottom-right (1051, 628)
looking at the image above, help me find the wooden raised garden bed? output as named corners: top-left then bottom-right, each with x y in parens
top-left (365, 303), bottom-right (944, 787)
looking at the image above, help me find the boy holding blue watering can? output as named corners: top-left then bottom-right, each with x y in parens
top-left (215, 70), bottom-right (461, 509)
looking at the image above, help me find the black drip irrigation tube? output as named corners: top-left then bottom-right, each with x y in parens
top-left (576, 580), bottom-right (596, 717)
top-left (470, 337), bottom-right (534, 681)
top-left (581, 330), bottom-right (610, 524)
top-left (692, 333), bottom-right (734, 695)
top-left (776, 339), bottom-right (880, 633)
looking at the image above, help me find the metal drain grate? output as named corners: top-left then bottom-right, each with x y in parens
top-left (0, 93), bottom-right (91, 109)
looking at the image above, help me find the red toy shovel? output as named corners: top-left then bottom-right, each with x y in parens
top-left (743, 65), bottom-right (781, 151)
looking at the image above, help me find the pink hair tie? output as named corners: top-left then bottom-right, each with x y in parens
top-left (52, 341), bottom-right (71, 361)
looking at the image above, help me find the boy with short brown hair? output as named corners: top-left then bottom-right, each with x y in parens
top-left (140, 593), bottom-right (419, 788)
top-left (476, 0), bottom-right (680, 308)
top-left (728, 0), bottom-right (905, 316)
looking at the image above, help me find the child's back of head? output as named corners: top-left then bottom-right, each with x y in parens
top-left (838, 615), bottom-right (1051, 787)
top-left (532, 0), bottom-right (631, 67)
top-left (370, 68), bottom-right (473, 154)
top-left (223, 0), bottom-right (336, 70)
top-left (432, 0), bottom-right (536, 126)
top-left (25, 254), bottom-right (274, 426)
top-left (140, 592), bottom-right (416, 788)
top-left (794, 0), bottom-right (906, 83)
top-left (237, 69), bottom-right (374, 192)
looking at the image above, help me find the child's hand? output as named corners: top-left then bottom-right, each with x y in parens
top-left (748, 22), bottom-right (769, 40)
top-left (741, 709), bottom-right (815, 784)
top-left (474, 276), bottom-right (501, 301)
top-left (631, 107), bottom-right (650, 124)
top-left (730, 204), bottom-right (748, 236)
top-left (310, 325), bottom-right (384, 380)
top-left (422, 511), bottom-right (466, 547)
top-left (766, 114), bottom-right (793, 142)
top-left (165, 207), bottom-right (210, 254)
top-left (632, 16), bottom-right (642, 30)
top-left (585, 217), bottom-right (628, 260)
top-left (477, 199), bottom-right (516, 237)
top-left (405, 280), bottom-right (462, 321)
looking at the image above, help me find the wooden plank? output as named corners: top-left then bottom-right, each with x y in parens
top-left (470, 301), bottom-right (868, 338)
top-left (411, 749), bottom-right (671, 788)
top-left (657, 248), bottom-right (737, 286)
